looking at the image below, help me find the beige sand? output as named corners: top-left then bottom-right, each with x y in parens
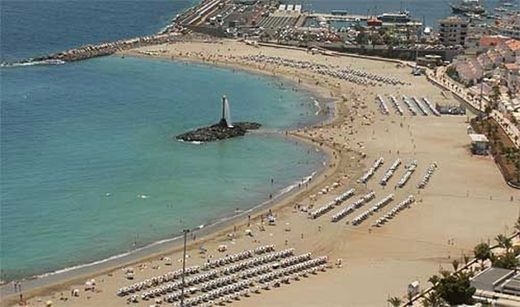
top-left (5, 39), bottom-right (519, 307)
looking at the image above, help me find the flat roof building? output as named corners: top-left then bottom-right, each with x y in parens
top-left (439, 16), bottom-right (469, 47)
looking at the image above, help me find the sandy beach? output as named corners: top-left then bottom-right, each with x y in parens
top-left (3, 39), bottom-right (519, 307)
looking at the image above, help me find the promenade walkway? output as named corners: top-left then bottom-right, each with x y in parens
top-left (426, 67), bottom-right (520, 149)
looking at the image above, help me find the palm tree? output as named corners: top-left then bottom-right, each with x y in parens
top-left (422, 291), bottom-right (444, 307)
top-left (463, 254), bottom-right (470, 265)
top-left (452, 259), bottom-right (460, 272)
top-left (428, 274), bottom-right (440, 287)
top-left (495, 234), bottom-right (513, 251)
top-left (387, 296), bottom-right (402, 307)
top-left (474, 242), bottom-right (491, 262)
top-left (514, 216), bottom-right (520, 235)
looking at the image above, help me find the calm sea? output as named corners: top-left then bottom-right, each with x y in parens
top-left (2, 0), bottom-right (504, 282)
top-left (304, 0), bottom-right (503, 28)
top-left (0, 0), bottom-right (324, 281)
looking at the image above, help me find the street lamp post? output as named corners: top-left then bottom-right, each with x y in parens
top-left (180, 229), bottom-right (190, 307)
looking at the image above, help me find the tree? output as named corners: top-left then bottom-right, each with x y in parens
top-left (428, 274), bottom-right (440, 286)
top-left (422, 291), bottom-right (445, 307)
top-left (463, 254), bottom-right (470, 265)
top-left (429, 270), bottom-right (475, 306)
top-left (387, 296), bottom-right (402, 307)
top-left (452, 259), bottom-right (460, 272)
top-left (515, 216), bottom-right (520, 235)
top-left (473, 242), bottom-right (491, 262)
top-left (495, 234), bottom-right (513, 251)
top-left (491, 252), bottom-right (519, 269)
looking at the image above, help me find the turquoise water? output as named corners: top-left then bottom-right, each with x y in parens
top-left (1, 56), bottom-right (324, 280)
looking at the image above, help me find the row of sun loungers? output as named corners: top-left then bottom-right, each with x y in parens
top-left (402, 95), bottom-right (417, 116)
top-left (119, 246), bottom-right (328, 306)
top-left (239, 55), bottom-right (406, 87)
top-left (396, 160), bottom-right (418, 188)
top-left (389, 95), bottom-right (404, 116)
top-left (117, 246), bottom-right (280, 297)
top-left (202, 250), bottom-right (254, 270)
top-left (172, 256), bottom-right (328, 307)
top-left (418, 163), bottom-right (438, 189)
top-left (308, 188), bottom-right (355, 219)
top-left (376, 95), bottom-right (440, 117)
top-left (331, 191), bottom-right (376, 222)
top-left (380, 159), bottom-right (401, 186)
top-left (422, 97), bottom-right (441, 116)
top-left (351, 194), bottom-right (394, 226)
top-left (123, 248), bottom-right (296, 300)
top-left (117, 265), bottom-right (201, 296)
top-left (412, 97), bottom-right (429, 116)
top-left (376, 95), bottom-right (390, 115)
top-left (371, 195), bottom-right (415, 227)
top-left (358, 157), bottom-right (384, 184)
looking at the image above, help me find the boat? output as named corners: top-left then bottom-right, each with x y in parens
top-left (450, 0), bottom-right (486, 14)
top-left (331, 10), bottom-right (349, 16)
top-left (367, 17), bottom-right (383, 27)
top-left (377, 11), bottom-right (413, 23)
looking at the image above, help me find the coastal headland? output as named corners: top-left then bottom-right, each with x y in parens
top-left (2, 39), bottom-right (519, 307)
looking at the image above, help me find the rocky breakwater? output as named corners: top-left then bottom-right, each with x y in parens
top-left (2, 32), bottom-right (182, 66)
top-left (176, 119), bottom-right (261, 142)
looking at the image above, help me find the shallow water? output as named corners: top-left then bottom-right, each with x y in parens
top-left (0, 55), bottom-right (325, 280)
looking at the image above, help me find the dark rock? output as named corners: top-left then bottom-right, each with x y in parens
top-left (176, 119), bottom-right (261, 142)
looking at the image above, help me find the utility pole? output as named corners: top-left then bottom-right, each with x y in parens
top-left (180, 229), bottom-right (190, 307)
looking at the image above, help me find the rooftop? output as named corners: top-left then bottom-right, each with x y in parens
top-left (471, 267), bottom-right (516, 292)
top-left (469, 133), bottom-right (489, 143)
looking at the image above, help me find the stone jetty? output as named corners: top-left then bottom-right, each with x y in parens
top-left (4, 32), bottom-right (182, 66)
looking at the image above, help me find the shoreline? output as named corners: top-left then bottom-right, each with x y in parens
top-left (4, 39), bottom-right (517, 307)
top-left (0, 52), bottom-right (344, 305)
